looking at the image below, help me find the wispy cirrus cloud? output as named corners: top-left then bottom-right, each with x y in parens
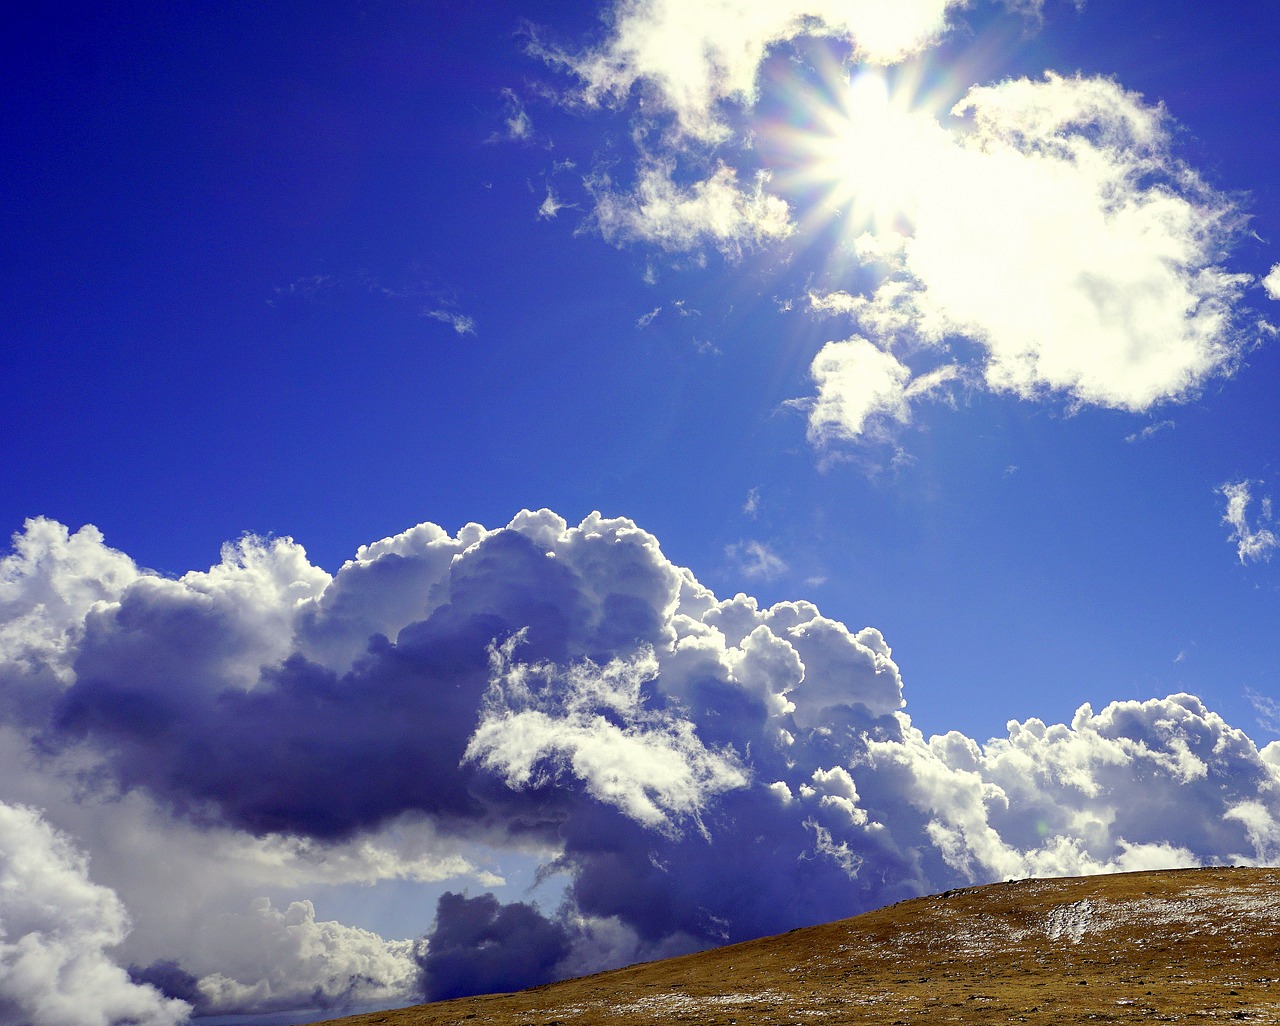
top-left (1126, 420), bottom-right (1175, 444)
top-left (589, 161), bottom-right (791, 257)
top-left (1220, 480), bottom-right (1279, 564)
top-left (725, 538), bottom-right (787, 578)
top-left (425, 307), bottom-right (478, 335)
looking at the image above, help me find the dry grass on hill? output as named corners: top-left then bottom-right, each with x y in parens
top-left (311, 866), bottom-right (1280, 1025)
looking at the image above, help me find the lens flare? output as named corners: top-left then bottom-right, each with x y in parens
top-left (762, 58), bottom-right (963, 244)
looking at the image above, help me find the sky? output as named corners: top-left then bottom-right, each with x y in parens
top-left (2, 0), bottom-right (1280, 1023)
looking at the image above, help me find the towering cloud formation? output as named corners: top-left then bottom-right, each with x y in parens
top-left (3, 512), bottom-right (1280, 1014)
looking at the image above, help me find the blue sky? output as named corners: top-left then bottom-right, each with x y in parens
top-left (3, 1), bottom-right (1280, 1023)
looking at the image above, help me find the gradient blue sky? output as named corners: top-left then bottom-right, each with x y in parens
top-left (3, 1), bottom-right (1280, 1023)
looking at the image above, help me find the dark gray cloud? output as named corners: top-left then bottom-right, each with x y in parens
top-left (419, 892), bottom-right (571, 1001)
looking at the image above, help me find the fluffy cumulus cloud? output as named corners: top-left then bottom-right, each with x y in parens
top-left (182, 899), bottom-right (417, 1016)
top-left (4, 511), bottom-right (1280, 1014)
top-left (1265, 264), bottom-right (1280, 302)
top-left (804, 336), bottom-right (959, 441)
top-left (800, 73), bottom-right (1250, 439)
top-left (0, 802), bottom-right (189, 1026)
top-left (894, 75), bottom-right (1243, 407)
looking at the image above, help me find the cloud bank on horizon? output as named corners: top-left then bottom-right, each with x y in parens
top-left (3, 511), bottom-right (1280, 1021)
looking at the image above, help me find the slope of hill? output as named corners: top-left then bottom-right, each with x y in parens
top-left (310, 867), bottom-right (1280, 1025)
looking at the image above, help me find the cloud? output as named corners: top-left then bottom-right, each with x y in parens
top-left (803, 336), bottom-right (957, 442)
top-left (906, 74), bottom-right (1247, 410)
top-left (590, 161), bottom-right (791, 256)
top-left (466, 636), bottom-right (748, 832)
top-left (543, 0), bottom-right (1257, 435)
top-left (493, 88), bottom-right (533, 142)
top-left (0, 802), bottom-right (190, 1026)
top-left (418, 892), bottom-right (571, 1002)
top-left (184, 898), bottom-right (416, 1016)
top-left (5, 511), bottom-right (1280, 1010)
top-left (538, 188), bottom-right (567, 219)
top-left (1246, 688), bottom-right (1280, 736)
top-left (1264, 264), bottom-right (1280, 301)
top-left (1219, 480), bottom-right (1279, 563)
top-left (1124, 419), bottom-right (1175, 444)
top-left (552, 0), bottom-right (965, 142)
top-left (425, 308), bottom-right (477, 335)
top-left (0, 519), bottom-right (141, 696)
top-left (725, 539), bottom-right (787, 579)
top-left (798, 74), bottom-right (1251, 436)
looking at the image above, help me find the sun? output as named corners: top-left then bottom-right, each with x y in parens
top-left (767, 63), bottom-right (955, 240)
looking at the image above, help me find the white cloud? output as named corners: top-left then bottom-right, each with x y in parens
top-left (805, 336), bottom-right (910, 441)
top-left (863, 694), bottom-right (1280, 881)
top-left (726, 539), bottom-right (787, 579)
top-left (806, 74), bottom-right (1250, 419)
top-left (0, 802), bottom-right (189, 1026)
top-left (467, 637), bottom-right (748, 832)
top-left (1246, 688), bottom-right (1280, 736)
top-left (538, 188), bottom-right (570, 219)
top-left (1124, 419), bottom-right (1175, 444)
top-left (545, 3), bottom-right (1257, 435)
top-left (0, 519), bottom-right (141, 692)
top-left (554, 0), bottom-right (965, 142)
top-left (1263, 263), bottom-right (1280, 301)
top-left (425, 308), bottom-right (477, 335)
top-left (914, 74), bottom-right (1246, 410)
top-left (494, 88), bottom-right (533, 142)
top-left (1219, 480), bottom-right (1279, 564)
top-left (191, 899), bottom-right (416, 1016)
top-left (804, 336), bottom-right (957, 442)
top-left (590, 161), bottom-right (791, 257)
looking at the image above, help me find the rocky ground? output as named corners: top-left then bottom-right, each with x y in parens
top-left (309, 866), bottom-right (1280, 1025)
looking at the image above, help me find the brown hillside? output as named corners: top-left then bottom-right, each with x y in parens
top-left (311, 867), bottom-right (1280, 1025)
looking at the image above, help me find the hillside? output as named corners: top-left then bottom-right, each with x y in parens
top-left (310, 867), bottom-right (1280, 1025)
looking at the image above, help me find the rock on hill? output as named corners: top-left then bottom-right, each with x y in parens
top-left (310, 867), bottom-right (1280, 1025)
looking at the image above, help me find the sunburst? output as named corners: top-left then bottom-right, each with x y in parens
top-left (764, 58), bottom-right (963, 243)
